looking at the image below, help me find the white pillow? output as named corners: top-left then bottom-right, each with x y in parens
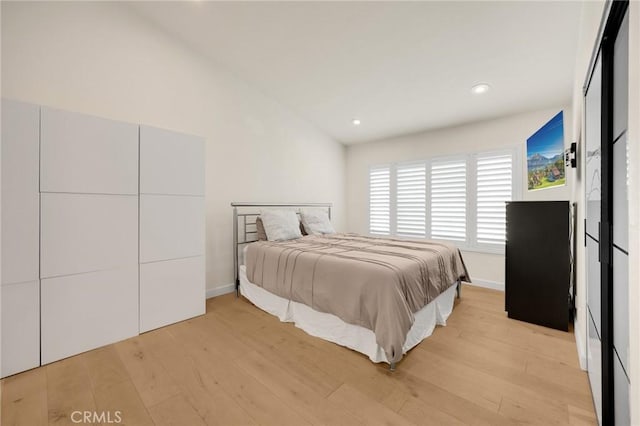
top-left (260, 210), bottom-right (303, 241)
top-left (300, 209), bottom-right (335, 235)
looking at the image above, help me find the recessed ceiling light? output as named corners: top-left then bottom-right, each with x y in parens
top-left (352, 118), bottom-right (361, 126)
top-left (471, 83), bottom-right (491, 94)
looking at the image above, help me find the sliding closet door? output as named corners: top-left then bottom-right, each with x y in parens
top-left (612, 10), bottom-right (630, 425)
top-left (584, 3), bottom-right (629, 424)
top-left (585, 53), bottom-right (603, 425)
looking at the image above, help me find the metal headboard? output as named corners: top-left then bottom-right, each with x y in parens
top-left (231, 202), bottom-right (332, 296)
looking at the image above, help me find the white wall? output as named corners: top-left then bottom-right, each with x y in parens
top-left (0, 1), bottom-right (346, 295)
top-left (346, 106), bottom-right (572, 287)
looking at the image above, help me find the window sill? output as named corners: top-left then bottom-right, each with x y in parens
top-left (369, 232), bottom-right (506, 256)
top-left (457, 245), bottom-right (505, 256)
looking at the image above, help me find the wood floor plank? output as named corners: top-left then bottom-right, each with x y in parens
top-left (93, 380), bottom-right (154, 426)
top-left (569, 404), bottom-right (599, 426)
top-left (397, 395), bottom-right (466, 426)
top-left (0, 368), bottom-right (48, 426)
top-left (499, 395), bottom-right (568, 426)
top-left (380, 385), bottom-right (411, 412)
top-left (446, 312), bottom-right (580, 367)
top-left (169, 314), bottom-right (313, 426)
top-left (424, 324), bottom-right (527, 372)
top-left (525, 356), bottom-right (592, 397)
top-left (235, 350), bottom-right (363, 425)
top-left (114, 336), bottom-right (182, 408)
top-left (82, 345), bottom-right (130, 392)
top-left (456, 328), bottom-right (579, 371)
top-left (147, 394), bottom-right (206, 426)
top-left (46, 356), bottom-right (96, 426)
top-left (411, 346), bottom-right (573, 425)
top-left (384, 370), bottom-right (516, 426)
top-left (1, 284), bottom-right (596, 426)
top-left (402, 349), bottom-right (503, 412)
top-left (417, 329), bottom-right (594, 412)
top-left (142, 328), bottom-right (258, 426)
top-left (209, 302), bottom-right (346, 397)
top-left (327, 383), bottom-right (414, 426)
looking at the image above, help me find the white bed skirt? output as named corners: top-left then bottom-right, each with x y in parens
top-left (239, 265), bottom-right (458, 364)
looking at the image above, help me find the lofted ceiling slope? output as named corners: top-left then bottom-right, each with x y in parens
top-left (129, 1), bottom-right (582, 144)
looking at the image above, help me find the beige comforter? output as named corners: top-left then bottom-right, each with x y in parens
top-left (244, 233), bottom-right (470, 363)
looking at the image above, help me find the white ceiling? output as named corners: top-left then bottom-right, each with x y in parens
top-left (129, 1), bottom-right (583, 144)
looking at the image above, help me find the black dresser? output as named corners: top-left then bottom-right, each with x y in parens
top-left (505, 201), bottom-right (570, 331)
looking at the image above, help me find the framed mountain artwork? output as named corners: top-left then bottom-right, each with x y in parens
top-left (527, 111), bottom-right (566, 191)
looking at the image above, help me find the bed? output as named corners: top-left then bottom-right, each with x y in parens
top-left (232, 202), bottom-right (470, 369)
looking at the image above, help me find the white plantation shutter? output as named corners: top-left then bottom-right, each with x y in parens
top-left (396, 162), bottom-right (426, 237)
top-left (430, 160), bottom-right (466, 241)
top-left (369, 165), bottom-right (391, 235)
top-left (367, 148), bottom-right (519, 251)
top-left (476, 153), bottom-right (513, 245)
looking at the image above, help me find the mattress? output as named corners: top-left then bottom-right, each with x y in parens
top-left (241, 233), bottom-right (468, 364)
top-left (239, 265), bottom-right (458, 364)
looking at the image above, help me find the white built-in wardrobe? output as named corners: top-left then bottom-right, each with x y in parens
top-left (1, 99), bottom-right (205, 378)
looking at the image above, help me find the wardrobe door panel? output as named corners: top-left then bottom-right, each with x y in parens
top-left (1, 281), bottom-right (40, 378)
top-left (41, 267), bottom-right (139, 364)
top-left (140, 256), bottom-right (205, 333)
top-left (139, 126), bottom-right (204, 196)
top-left (139, 195), bottom-right (205, 263)
top-left (1, 100), bottom-right (40, 285)
top-left (40, 107), bottom-right (138, 195)
top-left (41, 193), bottom-right (138, 278)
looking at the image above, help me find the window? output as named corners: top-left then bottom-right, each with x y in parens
top-left (476, 153), bottom-right (513, 245)
top-left (368, 148), bottom-right (519, 252)
top-left (368, 165), bottom-right (391, 235)
top-left (396, 162), bottom-right (426, 237)
top-left (430, 159), bottom-right (466, 242)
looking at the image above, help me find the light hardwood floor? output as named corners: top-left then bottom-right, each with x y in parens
top-left (1, 284), bottom-right (596, 425)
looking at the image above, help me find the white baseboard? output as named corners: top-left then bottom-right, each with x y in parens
top-left (465, 279), bottom-right (504, 292)
top-left (574, 323), bottom-right (587, 371)
top-left (206, 283), bottom-right (235, 299)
